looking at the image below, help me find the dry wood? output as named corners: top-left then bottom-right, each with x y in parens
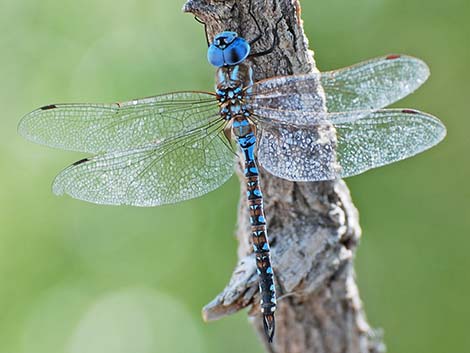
top-left (183, 1), bottom-right (385, 352)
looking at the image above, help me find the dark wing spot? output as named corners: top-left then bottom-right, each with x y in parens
top-left (386, 54), bottom-right (401, 60)
top-left (402, 109), bottom-right (419, 114)
top-left (72, 158), bottom-right (90, 166)
top-left (40, 104), bottom-right (57, 110)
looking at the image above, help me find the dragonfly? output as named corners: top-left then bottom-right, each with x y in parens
top-left (19, 31), bottom-right (446, 342)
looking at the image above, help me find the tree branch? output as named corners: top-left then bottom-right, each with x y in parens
top-left (183, 1), bottom-right (385, 352)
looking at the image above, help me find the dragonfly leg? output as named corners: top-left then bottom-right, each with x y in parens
top-left (247, 14), bottom-right (282, 59)
top-left (194, 15), bottom-right (210, 47)
top-left (247, 0), bottom-right (263, 46)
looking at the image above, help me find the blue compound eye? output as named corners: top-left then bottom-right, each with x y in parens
top-left (224, 37), bottom-right (250, 65)
top-left (207, 45), bottom-right (225, 67)
top-left (208, 31), bottom-right (250, 67)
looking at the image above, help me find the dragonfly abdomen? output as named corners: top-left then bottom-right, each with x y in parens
top-left (232, 115), bottom-right (277, 342)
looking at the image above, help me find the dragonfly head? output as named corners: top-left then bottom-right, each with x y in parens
top-left (208, 31), bottom-right (250, 67)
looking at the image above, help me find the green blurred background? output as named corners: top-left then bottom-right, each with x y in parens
top-left (1, 0), bottom-right (468, 352)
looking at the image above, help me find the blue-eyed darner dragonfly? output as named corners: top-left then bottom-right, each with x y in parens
top-left (19, 32), bottom-right (446, 342)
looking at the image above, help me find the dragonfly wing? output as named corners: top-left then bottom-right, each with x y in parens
top-left (248, 55), bottom-right (429, 120)
top-left (254, 109), bottom-right (445, 181)
top-left (322, 55), bottom-right (430, 112)
top-left (248, 73), bottom-right (326, 119)
top-left (255, 118), bottom-right (340, 181)
top-left (333, 109), bottom-right (446, 178)
top-left (19, 91), bottom-right (218, 153)
top-left (52, 120), bottom-right (235, 206)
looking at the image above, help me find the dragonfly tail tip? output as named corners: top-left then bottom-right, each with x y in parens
top-left (263, 313), bottom-right (275, 343)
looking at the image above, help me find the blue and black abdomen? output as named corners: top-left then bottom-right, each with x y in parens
top-left (232, 117), bottom-right (277, 341)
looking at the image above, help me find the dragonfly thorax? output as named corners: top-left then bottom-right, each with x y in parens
top-left (216, 64), bottom-right (253, 121)
top-left (216, 63), bottom-right (253, 91)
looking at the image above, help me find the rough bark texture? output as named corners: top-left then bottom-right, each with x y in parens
top-left (183, 1), bottom-right (386, 352)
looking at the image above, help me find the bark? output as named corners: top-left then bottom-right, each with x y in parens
top-left (183, 1), bottom-right (385, 352)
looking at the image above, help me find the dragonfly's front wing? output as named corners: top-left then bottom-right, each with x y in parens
top-left (321, 54), bottom-right (430, 112)
top-left (18, 91), bottom-right (218, 154)
top-left (52, 120), bottom-right (235, 206)
top-left (255, 109), bottom-right (446, 182)
top-left (248, 55), bottom-right (430, 116)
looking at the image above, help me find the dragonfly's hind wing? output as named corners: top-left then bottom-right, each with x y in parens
top-left (19, 91), bottom-right (218, 153)
top-left (52, 119), bottom-right (235, 206)
top-left (253, 109), bottom-right (445, 181)
top-left (321, 55), bottom-right (430, 112)
top-left (332, 109), bottom-right (445, 178)
top-left (255, 117), bottom-right (339, 181)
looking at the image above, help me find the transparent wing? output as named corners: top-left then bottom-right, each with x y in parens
top-left (52, 119), bottom-right (235, 206)
top-left (254, 109), bottom-right (446, 181)
top-left (247, 55), bottom-right (429, 117)
top-left (255, 117), bottom-right (339, 181)
top-left (247, 74), bottom-right (326, 119)
top-left (321, 55), bottom-right (430, 112)
top-left (19, 91), bottom-right (218, 153)
top-left (334, 109), bottom-right (445, 177)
